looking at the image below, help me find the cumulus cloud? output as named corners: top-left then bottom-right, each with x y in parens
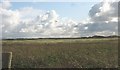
top-left (85, 0), bottom-right (118, 36)
top-left (0, 0), bottom-right (11, 9)
top-left (1, 1), bottom-right (80, 38)
top-left (1, 0), bottom-right (119, 39)
top-left (89, 1), bottom-right (118, 22)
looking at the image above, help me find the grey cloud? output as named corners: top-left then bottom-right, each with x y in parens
top-left (89, 2), bottom-right (118, 22)
top-left (84, 1), bottom-right (119, 36)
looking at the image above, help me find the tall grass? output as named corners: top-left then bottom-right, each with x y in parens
top-left (2, 38), bottom-right (118, 68)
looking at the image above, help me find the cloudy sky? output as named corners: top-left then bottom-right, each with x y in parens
top-left (0, 0), bottom-right (119, 39)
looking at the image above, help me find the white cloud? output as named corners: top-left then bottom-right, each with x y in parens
top-left (1, 0), bottom-right (119, 39)
top-left (86, 1), bottom-right (118, 36)
top-left (0, 0), bottom-right (11, 9)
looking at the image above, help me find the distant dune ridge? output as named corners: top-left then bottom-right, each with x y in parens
top-left (1, 35), bottom-right (119, 40)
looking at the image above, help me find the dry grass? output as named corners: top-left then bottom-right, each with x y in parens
top-left (2, 38), bottom-right (118, 68)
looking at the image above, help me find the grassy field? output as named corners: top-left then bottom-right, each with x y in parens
top-left (2, 38), bottom-right (118, 68)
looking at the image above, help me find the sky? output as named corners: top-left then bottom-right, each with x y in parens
top-left (11, 2), bottom-right (98, 21)
top-left (0, 0), bottom-right (119, 39)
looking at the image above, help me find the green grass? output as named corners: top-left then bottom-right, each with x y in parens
top-left (2, 38), bottom-right (118, 68)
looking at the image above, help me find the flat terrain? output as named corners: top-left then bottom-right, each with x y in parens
top-left (2, 38), bottom-right (118, 68)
